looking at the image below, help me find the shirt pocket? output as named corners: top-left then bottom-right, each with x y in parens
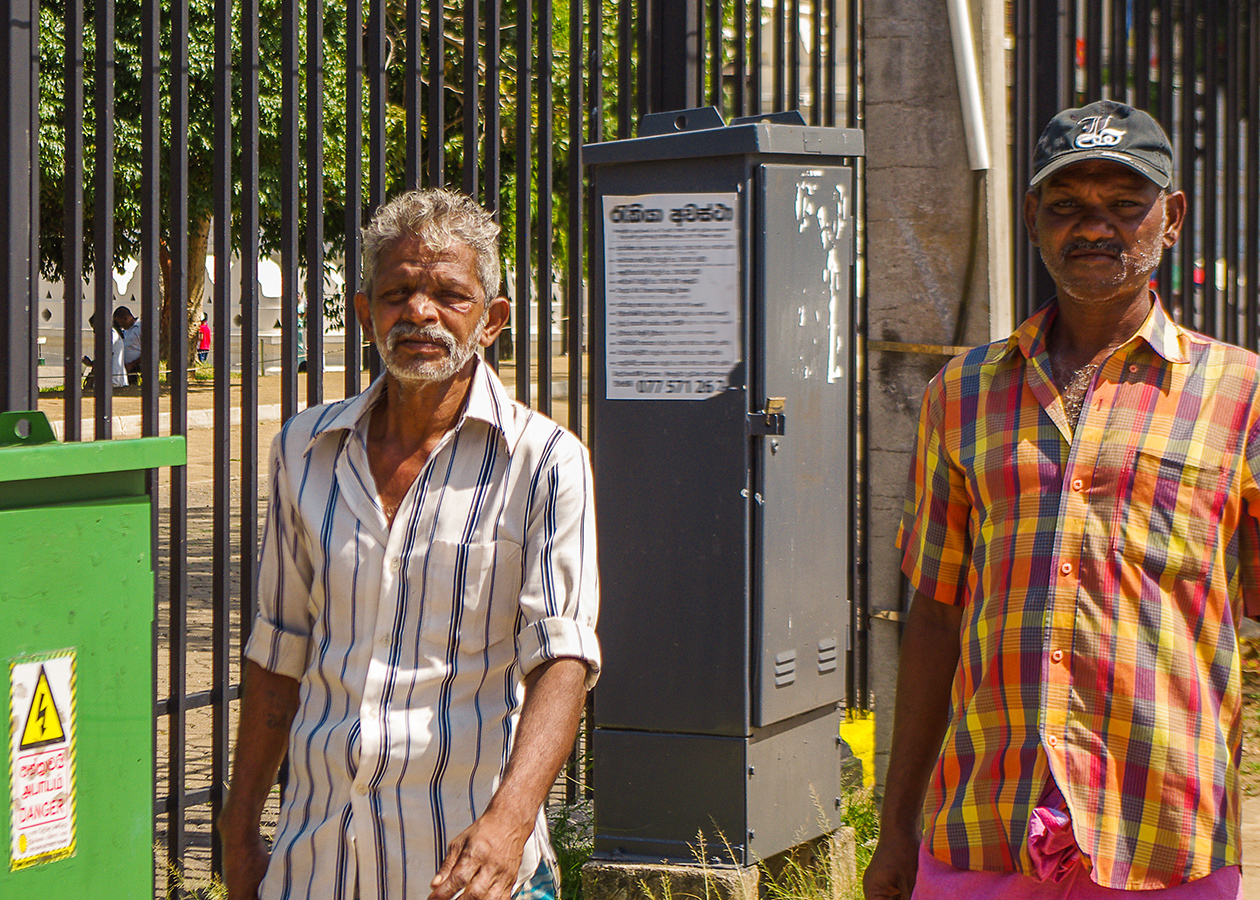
top-left (1119, 450), bottom-right (1229, 582)
top-left (420, 539), bottom-right (524, 653)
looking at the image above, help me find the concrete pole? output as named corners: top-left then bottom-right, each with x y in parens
top-left (862, 0), bottom-right (1010, 790)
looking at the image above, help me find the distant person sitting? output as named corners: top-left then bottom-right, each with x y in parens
top-left (83, 313), bottom-right (128, 387)
top-left (112, 306), bottom-right (142, 374)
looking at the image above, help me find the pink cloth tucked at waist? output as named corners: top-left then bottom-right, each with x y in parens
top-left (913, 783), bottom-right (1240, 900)
top-left (913, 844), bottom-right (1240, 899)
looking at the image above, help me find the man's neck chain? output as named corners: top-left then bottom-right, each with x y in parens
top-left (1052, 357), bottom-right (1101, 433)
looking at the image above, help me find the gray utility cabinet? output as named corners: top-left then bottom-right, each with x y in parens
top-left (585, 108), bottom-right (864, 866)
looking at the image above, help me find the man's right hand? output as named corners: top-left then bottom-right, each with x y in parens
top-left (862, 828), bottom-right (919, 899)
top-left (219, 828), bottom-right (271, 900)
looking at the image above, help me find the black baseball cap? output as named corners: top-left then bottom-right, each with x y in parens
top-left (1030, 100), bottom-right (1173, 189)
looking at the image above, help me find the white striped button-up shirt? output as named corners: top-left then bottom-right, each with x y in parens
top-left (245, 359), bottom-right (601, 900)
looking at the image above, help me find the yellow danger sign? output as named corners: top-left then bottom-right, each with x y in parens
top-left (19, 667), bottom-right (65, 750)
top-left (10, 651), bottom-right (76, 870)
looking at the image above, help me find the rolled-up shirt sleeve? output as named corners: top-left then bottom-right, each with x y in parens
top-left (515, 433), bottom-right (601, 689)
top-left (245, 428), bottom-right (316, 680)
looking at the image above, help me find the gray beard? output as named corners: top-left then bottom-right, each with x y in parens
top-left (381, 317), bottom-right (486, 385)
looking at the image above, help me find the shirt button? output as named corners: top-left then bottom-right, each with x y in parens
top-left (378, 634), bottom-right (390, 647)
top-left (1060, 562), bottom-right (1072, 576)
top-left (356, 783), bottom-right (368, 795)
top-left (1051, 649), bottom-right (1064, 663)
top-left (389, 558), bottom-right (400, 572)
top-left (1047, 735), bottom-right (1058, 747)
top-left (1129, 364), bottom-right (1138, 373)
top-left (1071, 478), bottom-right (1084, 491)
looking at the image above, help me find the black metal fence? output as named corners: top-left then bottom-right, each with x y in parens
top-left (1012, 0), bottom-right (1260, 344)
top-left (4, 0), bottom-right (864, 891)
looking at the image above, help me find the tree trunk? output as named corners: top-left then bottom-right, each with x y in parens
top-left (158, 213), bottom-right (211, 374)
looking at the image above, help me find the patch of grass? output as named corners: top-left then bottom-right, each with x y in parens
top-left (156, 843), bottom-right (229, 900)
top-left (837, 786), bottom-right (879, 879)
top-left (549, 798), bottom-right (594, 900)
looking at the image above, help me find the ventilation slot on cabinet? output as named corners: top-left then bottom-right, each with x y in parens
top-left (774, 650), bottom-right (797, 686)
top-left (817, 637), bottom-right (838, 674)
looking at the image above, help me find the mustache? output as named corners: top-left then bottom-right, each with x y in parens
top-left (1061, 238), bottom-right (1125, 259)
top-left (385, 322), bottom-right (457, 353)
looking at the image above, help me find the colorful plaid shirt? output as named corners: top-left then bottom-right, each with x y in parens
top-left (898, 297), bottom-right (1260, 890)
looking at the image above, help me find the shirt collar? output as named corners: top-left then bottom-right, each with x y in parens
top-left (303, 355), bottom-right (522, 454)
top-left (1006, 292), bottom-right (1190, 365)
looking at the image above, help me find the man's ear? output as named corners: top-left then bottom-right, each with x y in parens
top-left (353, 292), bottom-right (374, 344)
top-left (1162, 190), bottom-right (1187, 249)
top-left (1023, 191), bottom-right (1041, 247)
top-left (478, 296), bottom-right (511, 348)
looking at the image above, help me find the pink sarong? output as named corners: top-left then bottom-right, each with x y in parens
top-left (912, 784), bottom-right (1241, 899)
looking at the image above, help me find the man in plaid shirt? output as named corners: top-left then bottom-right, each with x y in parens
top-left (865, 100), bottom-right (1260, 899)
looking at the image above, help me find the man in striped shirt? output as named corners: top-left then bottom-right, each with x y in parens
top-left (218, 189), bottom-right (600, 900)
top-left (865, 101), bottom-right (1260, 899)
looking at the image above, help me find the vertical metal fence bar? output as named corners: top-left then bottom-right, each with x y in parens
top-left (241, 0), bottom-right (261, 637)
top-left (515, 0), bottom-right (533, 405)
top-left (345, 0), bottom-right (364, 396)
top-left (1157, 0), bottom-right (1174, 299)
top-left (307, 0), bottom-right (325, 405)
top-left (590, 0), bottom-right (604, 147)
top-left (1224, 0), bottom-right (1240, 344)
top-left (62, 0), bottom-right (85, 440)
top-left (825, 0), bottom-right (837, 125)
top-left (1134, 0), bottom-right (1150, 110)
top-left (1179, 6), bottom-right (1196, 326)
top-left (734, 0), bottom-right (747, 116)
top-left (482, 0), bottom-right (501, 371)
top-left (429, 0), bottom-right (445, 187)
top-left (1012, 0), bottom-right (1030, 316)
top-left (1246, 0), bottom-right (1259, 352)
top-left (773, 0), bottom-right (785, 110)
top-left (1084, 0), bottom-right (1101, 101)
top-left (0, 0), bottom-right (38, 414)
top-left (708, 0), bottom-right (721, 110)
top-left (140, 0), bottom-right (160, 434)
top-left (1063, 0), bottom-right (1077, 107)
top-left (92, 0), bottom-right (115, 439)
top-left (166, 0), bottom-right (191, 875)
top-left (139, 0), bottom-right (160, 884)
top-left (537, 0), bottom-right (553, 416)
top-left (1111, 0), bottom-right (1127, 102)
top-left (618, 0), bottom-right (632, 137)
top-left (368, 0), bottom-right (386, 215)
top-left (566, 0), bottom-right (585, 440)
top-left (407, 0), bottom-right (422, 188)
top-left (810, 0), bottom-right (822, 124)
top-left (281, 0), bottom-right (300, 419)
top-left (1202, 1), bottom-right (1218, 337)
top-left (462, 0), bottom-right (480, 198)
top-left (750, 0), bottom-right (762, 114)
top-left (367, 0), bottom-right (384, 381)
top-left (210, 0), bottom-right (234, 870)
top-left (485, 0), bottom-right (502, 217)
top-left (788, 0), bottom-right (800, 109)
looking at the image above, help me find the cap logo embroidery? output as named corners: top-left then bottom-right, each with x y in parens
top-left (1074, 115), bottom-right (1124, 149)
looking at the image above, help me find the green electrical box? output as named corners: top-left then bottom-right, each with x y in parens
top-left (0, 411), bottom-right (184, 896)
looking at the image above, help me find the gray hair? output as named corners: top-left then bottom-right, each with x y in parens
top-left (361, 188), bottom-right (501, 302)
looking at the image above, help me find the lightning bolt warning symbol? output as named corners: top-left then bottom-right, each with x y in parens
top-left (20, 666), bottom-right (65, 749)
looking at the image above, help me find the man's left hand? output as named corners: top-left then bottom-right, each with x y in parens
top-left (429, 807), bottom-right (533, 900)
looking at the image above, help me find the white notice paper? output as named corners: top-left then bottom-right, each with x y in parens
top-left (603, 192), bottom-right (740, 400)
